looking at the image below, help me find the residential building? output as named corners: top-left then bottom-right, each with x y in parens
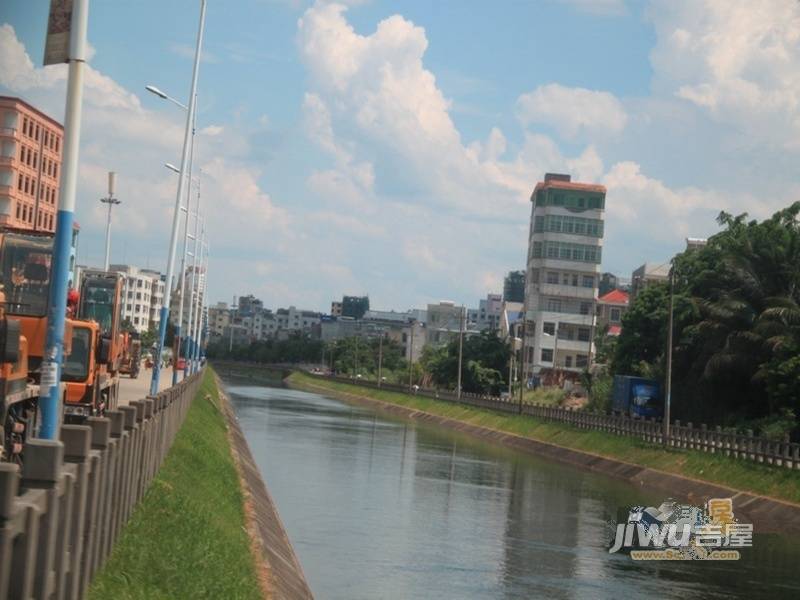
top-left (275, 306), bottom-right (321, 334)
top-left (599, 272), bottom-right (618, 297)
top-left (238, 294), bottom-right (263, 316)
top-left (522, 173), bottom-right (606, 377)
top-left (597, 289), bottom-right (629, 336)
top-left (478, 293), bottom-right (503, 331)
top-left (208, 302), bottom-right (232, 339)
top-left (500, 301), bottom-right (524, 340)
top-left (109, 264), bottom-right (165, 333)
top-left (142, 268), bottom-right (165, 331)
top-left (0, 96), bottom-right (62, 233)
top-left (630, 262), bottom-right (670, 300)
top-left (342, 295), bottom-right (369, 319)
top-left (686, 237), bottom-right (707, 251)
top-left (503, 270), bottom-right (525, 303)
top-left (331, 301), bottom-right (342, 317)
top-left (426, 301), bottom-right (466, 346)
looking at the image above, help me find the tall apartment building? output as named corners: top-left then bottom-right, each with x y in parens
top-left (0, 97), bottom-right (63, 232)
top-left (522, 173), bottom-right (606, 378)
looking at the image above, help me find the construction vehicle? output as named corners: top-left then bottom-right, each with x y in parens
top-left (119, 332), bottom-right (141, 379)
top-left (63, 269), bottom-right (124, 421)
top-left (0, 230), bottom-right (72, 462)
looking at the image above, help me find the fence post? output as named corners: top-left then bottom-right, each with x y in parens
top-left (21, 439), bottom-right (64, 600)
top-left (60, 424), bottom-right (91, 600)
top-left (0, 463), bottom-right (20, 599)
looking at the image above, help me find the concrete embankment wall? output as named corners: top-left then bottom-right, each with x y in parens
top-left (291, 377), bottom-right (800, 536)
top-left (216, 376), bottom-right (314, 600)
top-left (0, 371), bottom-right (203, 600)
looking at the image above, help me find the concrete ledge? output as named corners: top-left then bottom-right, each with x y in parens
top-left (292, 378), bottom-right (800, 535)
top-left (215, 376), bottom-right (314, 600)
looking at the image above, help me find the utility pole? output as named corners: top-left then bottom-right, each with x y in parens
top-left (39, 0), bottom-right (89, 440)
top-left (457, 305), bottom-right (465, 400)
top-left (664, 265), bottom-right (675, 444)
top-left (377, 333), bottom-right (383, 387)
top-left (354, 334), bottom-right (359, 378)
top-left (408, 320), bottom-right (415, 388)
top-left (518, 321), bottom-right (525, 414)
top-left (100, 171), bottom-right (120, 271)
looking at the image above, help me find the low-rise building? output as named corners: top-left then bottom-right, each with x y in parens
top-left (630, 262), bottom-right (670, 300)
top-left (597, 289), bottom-right (629, 336)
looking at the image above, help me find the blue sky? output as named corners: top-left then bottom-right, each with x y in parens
top-left (1, 1), bottom-right (799, 312)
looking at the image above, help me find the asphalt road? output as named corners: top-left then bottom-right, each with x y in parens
top-left (117, 365), bottom-right (183, 407)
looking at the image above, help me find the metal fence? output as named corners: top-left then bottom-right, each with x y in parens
top-left (321, 374), bottom-right (800, 470)
top-left (0, 370), bottom-right (204, 600)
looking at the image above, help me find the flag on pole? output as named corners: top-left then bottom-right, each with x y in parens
top-left (44, 0), bottom-right (73, 66)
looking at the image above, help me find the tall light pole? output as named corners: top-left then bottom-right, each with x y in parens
top-left (194, 240), bottom-right (209, 371)
top-left (100, 171), bottom-right (120, 271)
top-left (187, 219), bottom-right (204, 376)
top-left (457, 305), bottom-right (465, 400)
top-left (151, 91), bottom-right (195, 385)
top-left (39, 0), bottom-right (89, 439)
top-left (149, 0), bottom-right (206, 395)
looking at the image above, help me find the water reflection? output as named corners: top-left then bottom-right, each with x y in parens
top-left (226, 383), bottom-right (800, 600)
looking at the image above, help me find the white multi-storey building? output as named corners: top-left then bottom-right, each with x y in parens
top-left (110, 264), bottom-right (165, 333)
top-left (522, 173), bottom-right (606, 378)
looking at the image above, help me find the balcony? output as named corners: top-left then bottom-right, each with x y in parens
top-left (0, 128), bottom-right (18, 139)
top-left (538, 283), bottom-right (595, 300)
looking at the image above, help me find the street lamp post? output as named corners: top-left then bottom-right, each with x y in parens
top-left (408, 320), bottom-right (416, 389)
top-left (149, 0), bottom-right (206, 395)
top-left (377, 332), bottom-right (383, 387)
top-left (39, 0), bottom-right (89, 439)
top-left (100, 171), bottom-right (120, 271)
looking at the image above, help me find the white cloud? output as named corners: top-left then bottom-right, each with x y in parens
top-left (647, 0), bottom-right (800, 148)
top-left (168, 42), bottom-right (219, 64)
top-left (559, 0), bottom-right (627, 16)
top-left (516, 83), bottom-right (628, 140)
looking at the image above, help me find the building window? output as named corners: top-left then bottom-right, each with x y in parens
top-left (546, 271), bottom-right (559, 284)
top-left (565, 355), bottom-right (573, 368)
top-left (543, 322), bottom-right (555, 335)
top-left (546, 299), bottom-right (562, 312)
top-left (534, 216), bottom-right (544, 232)
top-left (134, 317), bottom-right (139, 325)
top-left (541, 348), bottom-right (553, 363)
top-left (610, 307), bottom-right (621, 323)
top-left (579, 302), bottom-right (591, 315)
top-left (578, 328), bottom-right (591, 342)
top-left (576, 354), bottom-right (589, 368)
top-left (582, 275), bottom-right (594, 288)
top-left (532, 241), bottom-right (543, 258)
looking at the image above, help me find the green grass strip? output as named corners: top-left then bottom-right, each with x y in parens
top-left (290, 371), bottom-right (800, 505)
top-left (89, 369), bottom-right (262, 600)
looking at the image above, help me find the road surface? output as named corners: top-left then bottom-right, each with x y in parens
top-left (118, 366), bottom-right (183, 407)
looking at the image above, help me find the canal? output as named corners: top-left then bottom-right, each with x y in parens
top-left (224, 381), bottom-right (800, 599)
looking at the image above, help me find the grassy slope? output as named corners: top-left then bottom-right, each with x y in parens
top-left (89, 370), bottom-right (262, 600)
top-left (291, 372), bottom-right (800, 505)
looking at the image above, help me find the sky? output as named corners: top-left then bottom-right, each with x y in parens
top-left (1, 0), bottom-right (799, 312)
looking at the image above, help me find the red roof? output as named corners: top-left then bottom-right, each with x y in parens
top-left (608, 325), bottom-right (622, 336)
top-left (598, 289), bottom-right (629, 305)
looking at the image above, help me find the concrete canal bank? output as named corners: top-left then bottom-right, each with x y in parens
top-left (288, 372), bottom-right (800, 535)
top-left (216, 375), bottom-right (314, 599)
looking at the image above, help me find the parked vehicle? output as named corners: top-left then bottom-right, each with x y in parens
top-left (612, 375), bottom-right (663, 419)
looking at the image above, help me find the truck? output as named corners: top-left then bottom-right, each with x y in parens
top-left (63, 269), bottom-right (124, 420)
top-left (612, 375), bottom-right (663, 419)
top-left (0, 230), bottom-right (72, 461)
top-left (119, 333), bottom-right (141, 378)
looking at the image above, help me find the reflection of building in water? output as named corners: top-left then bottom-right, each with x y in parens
top-left (498, 459), bottom-right (580, 594)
